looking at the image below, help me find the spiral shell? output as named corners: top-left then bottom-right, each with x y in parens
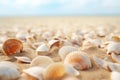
top-left (31, 56), bottom-right (54, 67)
top-left (2, 38), bottom-right (23, 56)
top-left (58, 46), bottom-right (78, 60)
top-left (0, 61), bottom-right (20, 80)
top-left (64, 51), bottom-right (92, 70)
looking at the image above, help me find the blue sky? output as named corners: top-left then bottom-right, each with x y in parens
top-left (0, 0), bottom-right (120, 16)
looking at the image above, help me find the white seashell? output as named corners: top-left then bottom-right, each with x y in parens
top-left (108, 63), bottom-right (120, 72)
top-left (23, 67), bottom-right (45, 80)
top-left (16, 31), bottom-right (29, 41)
top-left (58, 46), bottom-right (78, 60)
top-left (0, 61), bottom-right (20, 80)
top-left (15, 56), bottom-right (31, 63)
top-left (36, 44), bottom-right (49, 55)
top-left (93, 56), bottom-right (109, 70)
top-left (111, 71), bottom-right (120, 80)
top-left (111, 53), bottom-right (120, 63)
top-left (107, 42), bottom-right (120, 54)
top-left (96, 28), bottom-right (106, 37)
top-left (43, 62), bottom-right (80, 80)
top-left (31, 56), bottom-right (54, 67)
top-left (84, 31), bottom-right (96, 39)
top-left (64, 51), bottom-right (92, 70)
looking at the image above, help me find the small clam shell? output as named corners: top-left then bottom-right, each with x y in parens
top-left (48, 39), bottom-right (60, 48)
top-left (96, 28), bottom-right (106, 37)
top-left (43, 62), bottom-right (79, 80)
top-left (2, 39), bottom-right (23, 56)
top-left (58, 46), bottom-right (78, 60)
top-left (15, 56), bottom-right (31, 63)
top-left (43, 62), bottom-right (66, 80)
top-left (111, 71), bottom-right (120, 80)
top-left (111, 53), bottom-right (120, 63)
top-left (64, 51), bottom-right (92, 70)
top-left (16, 31), bottom-right (29, 41)
top-left (107, 42), bottom-right (120, 54)
top-left (31, 56), bottom-right (54, 67)
top-left (112, 35), bottom-right (120, 42)
top-left (22, 67), bottom-right (45, 80)
top-left (36, 44), bottom-right (49, 55)
top-left (0, 61), bottom-right (20, 80)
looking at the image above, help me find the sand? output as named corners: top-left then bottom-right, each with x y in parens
top-left (0, 16), bottom-right (120, 80)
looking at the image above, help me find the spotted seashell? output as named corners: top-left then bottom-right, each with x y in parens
top-left (31, 56), bottom-right (54, 67)
top-left (22, 67), bottom-right (45, 80)
top-left (58, 46), bottom-right (78, 60)
top-left (2, 39), bottom-right (23, 56)
top-left (0, 61), bottom-right (20, 80)
top-left (64, 51), bottom-right (92, 70)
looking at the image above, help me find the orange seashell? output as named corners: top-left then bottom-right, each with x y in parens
top-left (2, 39), bottom-right (23, 56)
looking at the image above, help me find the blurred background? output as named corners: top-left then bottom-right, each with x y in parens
top-left (0, 0), bottom-right (120, 16)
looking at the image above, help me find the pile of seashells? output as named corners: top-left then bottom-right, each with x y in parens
top-left (0, 26), bottom-right (120, 80)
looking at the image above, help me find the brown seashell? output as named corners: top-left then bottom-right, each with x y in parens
top-left (31, 56), bottom-right (54, 67)
top-left (15, 56), bottom-right (31, 64)
top-left (58, 46), bottom-right (78, 60)
top-left (2, 39), bottom-right (23, 56)
top-left (43, 62), bottom-right (66, 80)
top-left (43, 62), bottom-right (79, 80)
top-left (64, 51), bottom-right (92, 70)
top-left (48, 39), bottom-right (60, 48)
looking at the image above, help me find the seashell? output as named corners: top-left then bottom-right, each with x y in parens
top-left (111, 71), bottom-right (120, 80)
top-left (58, 46), bottom-right (78, 60)
top-left (107, 42), bottom-right (120, 55)
top-left (84, 31), bottom-right (96, 39)
top-left (93, 56), bottom-right (109, 70)
top-left (96, 28), bottom-right (106, 37)
top-left (48, 39), bottom-right (60, 48)
top-left (15, 56), bottom-right (31, 63)
top-left (31, 56), bottom-right (54, 67)
top-left (62, 75), bottom-right (79, 80)
top-left (2, 38), bottom-right (23, 56)
top-left (0, 61), bottom-right (20, 80)
top-left (22, 66), bottom-right (45, 80)
top-left (43, 62), bottom-right (79, 80)
top-left (111, 53), bottom-right (120, 63)
top-left (64, 51), bottom-right (92, 70)
top-left (36, 44), bottom-right (49, 55)
top-left (108, 63), bottom-right (120, 72)
top-left (16, 31), bottom-right (29, 41)
top-left (112, 35), bottom-right (120, 42)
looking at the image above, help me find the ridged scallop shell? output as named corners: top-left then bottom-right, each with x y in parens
top-left (22, 67), bottom-right (45, 80)
top-left (58, 46), bottom-right (78, 60)
top-left (111, 71), bottom-right (120, 80)
top-left (15, 56), bottom-right (31, 63)
top-left (2, 39), bottom-right (23, 56)
top-left (43, 62), bottom-right (79, 80)
top-left (111, 53), bottom-right (120, 63)
top-left (107, 42), bottom-right (120, 54)
top-left (36, 44), bottom-right (49, 55)
top-left (31, 56), bottom-right (54, 67)
top-left (64, 51), bottom-right (92, 70)
top-left (0, 61), bottom-right (20, 80)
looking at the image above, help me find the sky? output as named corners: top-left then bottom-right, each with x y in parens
top-left (0, 0), bottom-right (120, 16)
